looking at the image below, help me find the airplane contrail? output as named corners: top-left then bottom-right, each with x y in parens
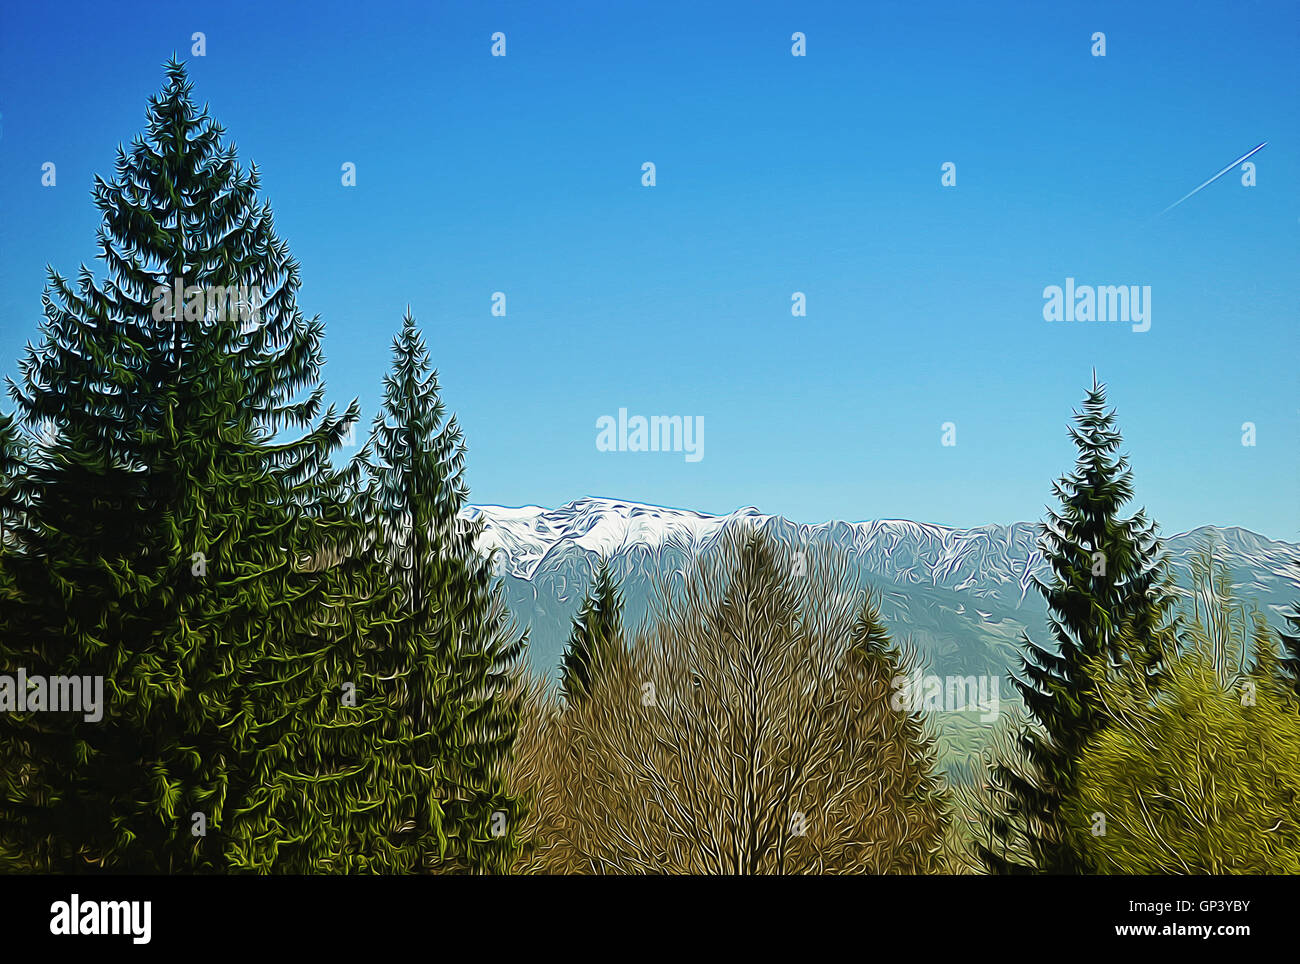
top-left (1160, 142), bottom-right (1267, 215)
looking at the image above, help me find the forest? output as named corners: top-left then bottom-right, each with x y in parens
top-left (1, 62), bottom-right (1297, 875)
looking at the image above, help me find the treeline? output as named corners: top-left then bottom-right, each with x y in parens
top-left (950, 386), bottom-right (1300, 873)
top-left (519, 381), bottom-right (1300, 874)
top-left (1, 63), bottom-right (1297, 874)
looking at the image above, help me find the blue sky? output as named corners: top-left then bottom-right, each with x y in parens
top-left (1, 0), bottom-right (1296, 540)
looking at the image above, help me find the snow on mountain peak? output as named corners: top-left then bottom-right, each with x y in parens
top-left (463, 498), bottom-right (1299, 596)
top-left (465, 498), bottom-right (771, 579)
top-left (461, 498), bottom-right (1299, 682)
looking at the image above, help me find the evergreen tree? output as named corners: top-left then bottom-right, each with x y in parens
top-left (0, 59), bottom-right (375, 872)
top-left (360, 310), bottom-right (526, 874)
top-left (980, 376), bottom-right (1175, 874)
top-left (560, 557), bottom-right (624, 705)
top-left (0, 411), bottom-right (26, 546)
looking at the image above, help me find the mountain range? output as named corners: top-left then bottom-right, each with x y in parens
top-left (466, 497), bottom-right (1300, 685)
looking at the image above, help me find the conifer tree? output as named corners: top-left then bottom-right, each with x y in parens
top-left (0, 60), bottom-right (374, 872)
top-left (360, 310), bottom-right (526, 874)
top-left (981, 377), bottom-right (1175, 875)
top-left (560, 557), bottom-right (624, 705)
top-left (0, 411), bottom-right (25, 546)
top-left (0, 412), bottom-right (29, 868)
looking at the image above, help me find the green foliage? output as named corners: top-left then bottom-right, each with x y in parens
top-left (0, 411), bottom-right (26, 545)
top-left (0, 64), bottom-right (528, 875)
top-left (357, 310), bottom-right (526, 874)
top-left (982, 377), bottom-right (1176, 874)
top-left (559, 556), bottom-right (624, 705)
top-left (0, 59), bottom-right (386, 872)
top-left (4, 59), bottom-right (1293, 879)
top-left (1062, 550), bottom-right (1300, 873)
top-left (1063, 644), bottom-right (1300, 873)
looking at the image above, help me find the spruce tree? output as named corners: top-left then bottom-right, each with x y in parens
top-left (0, 59), bottom-right (376, 872)
top-left (0, 412), bottom-right (30, 868)
top-left (981, 376), bottom-right (1175, 874)
top-left (0, 411), bottom-right (25, 547)
top-left (360, 310), bottom-right (526, 873)
top-left (560, 557), bottom-right (624, 705)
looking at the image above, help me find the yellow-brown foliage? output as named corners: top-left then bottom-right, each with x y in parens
top-left (510, 527), bottom-right (950, 873)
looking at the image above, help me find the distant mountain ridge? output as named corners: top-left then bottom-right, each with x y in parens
top-left (465, 498), bottom-right (1300, 681)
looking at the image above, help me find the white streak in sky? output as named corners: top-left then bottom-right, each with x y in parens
top-left (1160, 142), bottom-right (1267, 216)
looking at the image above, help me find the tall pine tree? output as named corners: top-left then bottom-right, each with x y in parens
top-left (360, 310), bottom-right (526, 873)
top-left (0, 60), bottom-right (379, 872)
top-left (560, 557), bottom-right (624, 705)
top-left (981, 376), bottom-right (1175, 874)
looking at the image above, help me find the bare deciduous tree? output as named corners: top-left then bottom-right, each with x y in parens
top-left (511, 527), bottom-right (949, 874)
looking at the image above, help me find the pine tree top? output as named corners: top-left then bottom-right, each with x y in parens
top-left (560, 556), bottom-right (625, 705)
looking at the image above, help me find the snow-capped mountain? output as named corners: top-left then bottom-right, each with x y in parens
top-left (464, 497), bottom-right (1300, 681)
top-left (464, 498), bottom-right (750, 580)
